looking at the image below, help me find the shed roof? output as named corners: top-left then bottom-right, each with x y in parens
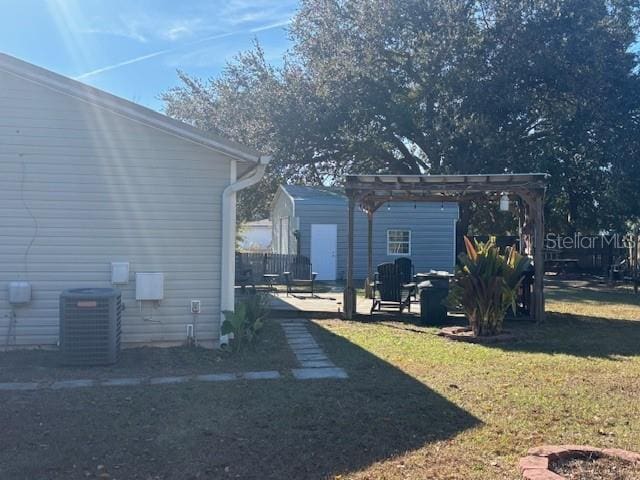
top-left (0, 52), bottom-right (264, 164)
top-left (280, 185), bottom-right (346, 203)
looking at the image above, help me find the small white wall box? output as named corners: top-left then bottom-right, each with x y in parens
top-left (111, 262), bottom-right (130, 284)
top-left (8, 281), bottom-right (31, 304)
top-left (135, 273), bottom-right (164, 301)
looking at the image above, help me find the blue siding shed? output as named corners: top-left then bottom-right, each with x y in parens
top-left (271, 185), bottom-right (458, 281)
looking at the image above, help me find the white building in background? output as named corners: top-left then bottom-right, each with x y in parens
top-left (239, 220), bottom-right (272, 253)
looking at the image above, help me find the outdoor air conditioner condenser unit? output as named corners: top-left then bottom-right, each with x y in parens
top-left (59, 288), bottom-right (123, 366)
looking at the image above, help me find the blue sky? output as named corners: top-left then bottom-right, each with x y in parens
top-left (0, 0), bottom-right (298, 111)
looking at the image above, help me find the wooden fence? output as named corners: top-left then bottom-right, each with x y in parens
top-left (235, 253), bottom-right (312, 284)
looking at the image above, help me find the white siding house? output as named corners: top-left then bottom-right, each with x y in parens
top-left (0, 53), bottom-right (268, 348)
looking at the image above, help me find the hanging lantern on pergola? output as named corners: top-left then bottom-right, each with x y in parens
top-left (499, 193), bottom-right (510, 212)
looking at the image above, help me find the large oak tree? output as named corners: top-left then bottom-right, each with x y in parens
top-left (162, 0), bottom-right (640, 234)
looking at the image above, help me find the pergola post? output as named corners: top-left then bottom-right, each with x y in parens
top-left (365, 211), bottom-right (374, 298)
top-left (344, 196), bottom-right (356, 319)
top-left (533, 193), bottom-right (545, 323)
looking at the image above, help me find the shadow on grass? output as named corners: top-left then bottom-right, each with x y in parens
top-left (352, 308), bottom-right (466, 328)
top-left (545, 280), bottom-right (640, 308)
top-left (482, 312), bottom-right (640, 359)
top-left (0, 324), bottom-right (480, 480)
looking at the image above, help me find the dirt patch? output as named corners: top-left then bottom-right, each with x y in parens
top-left (0, 320), bottom-right (294, 382)
top-left (551, 454), bottom-right (640, 480)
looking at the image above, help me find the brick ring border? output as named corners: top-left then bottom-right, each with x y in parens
top-left (519, 445), bottom-right (640, 479)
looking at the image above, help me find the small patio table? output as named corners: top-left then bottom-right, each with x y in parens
top-left (414, 271), bottom-right (454, 286)
top-left (263, 273), bottom-right (280, 293)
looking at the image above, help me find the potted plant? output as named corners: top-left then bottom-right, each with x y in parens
top-left (450, 237), bottom-right (531, 336)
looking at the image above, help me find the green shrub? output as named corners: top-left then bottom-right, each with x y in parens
top-left (222, 293), bottom-right (269, 352)
top-left (450, 236), bottom-right (531, 336)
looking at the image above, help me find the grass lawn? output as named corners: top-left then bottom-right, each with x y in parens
top-left (1, 280), bottom-right (640, 479)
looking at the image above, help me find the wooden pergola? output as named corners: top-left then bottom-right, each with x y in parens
top-left (343, 173), bottom-right (549, 322)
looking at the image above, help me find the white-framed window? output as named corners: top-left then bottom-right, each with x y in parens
top-left (387, 229), bottom-right (411, 255)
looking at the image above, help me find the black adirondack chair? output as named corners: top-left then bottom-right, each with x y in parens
top-left (394, 257), bottom-right (417, 300)
top-left (371, 262), bottom-right (412, 317)
top-left (283, 256), bottom-right (318, 296)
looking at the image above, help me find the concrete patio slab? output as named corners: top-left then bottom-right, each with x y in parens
top-left (269, 292), bottom-right (388, 316)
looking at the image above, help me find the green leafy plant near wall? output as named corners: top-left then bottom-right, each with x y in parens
top-left (222, 293), bottom-right (269, 352)
top-left (450, 237), bottom-right (531, 336)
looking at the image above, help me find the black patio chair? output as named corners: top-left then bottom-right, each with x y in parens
top-left (371, 262), bottom-right (412, 317)
top-left (235, 253), bottom-right (255, 293)
top-left (283, 256), bottom-right (318, 297)
top-left (394, 257), bottom-right (417, 301)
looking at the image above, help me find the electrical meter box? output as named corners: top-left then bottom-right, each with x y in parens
top-left (135, 273), bottom-right (164, 301)
top-left (111, 262), bottom-right (130, 284)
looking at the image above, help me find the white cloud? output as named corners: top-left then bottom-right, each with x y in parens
top-left (81, 19), bottom-right (150, 43)
top-left (74, 19), bottom-right (291, 79)
top-left (76, 1), bottom-right (297, 45)
top-left (70, 1), bottom-right (297, 78)
top-left (165, 25), bottom-right (192, 41)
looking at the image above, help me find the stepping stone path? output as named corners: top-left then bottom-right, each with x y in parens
top-left (0, 321), bottom-right (347, 391)
top-left (0, 371), bottom-right (282, 392)
top-left (280, 319), bottom-right (348, 380)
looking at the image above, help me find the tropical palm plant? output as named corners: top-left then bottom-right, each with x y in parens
top-left (222, 293), bottom-right (269, 352)
top-left (450, 237), bottom-right (531, 336)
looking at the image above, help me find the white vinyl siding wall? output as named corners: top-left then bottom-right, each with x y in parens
top-left (0, 69), bottom-right (231, 347)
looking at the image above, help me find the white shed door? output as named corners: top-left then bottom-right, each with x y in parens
top-left (311, 224), bottom-right (337, 281)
